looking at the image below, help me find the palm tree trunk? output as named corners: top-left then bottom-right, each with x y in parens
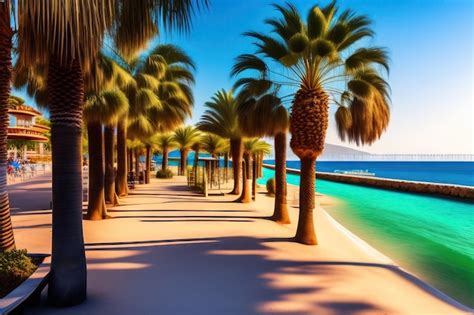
top-left (145, 145), bottom-right (151, 184)
top-left (229, 138), bottom-right (242, 195)
top-left (115, 121), bottom-right (128, 197)
top-left (179, 149), bottom-right (188, 176)
top-left (237, 153), bottom-right (251, 203)
top-left (84, 122), bottom-right (107, 220)
top-left (47, 56), bottom-right (86, 306)
top-left (162, 148), bottom-right (168, 170)
top-left (134, 149), bottom-right (140, 182)
top-left (128, 148), bottom-right (133, 174)
top-left (104, 125), bottom-right (118, 206)
top-left (224, 152), bottom-right (229, 183)
top-left (271, 132), bottom-right (290, 224)
top-left (252, 154), bottom-right (257, 200)
top-left (0, 1), bottom-right (15, 251)
top-left (294, 157), bottom-right (317, 245)
top-left (193, 148), bottom-right (199, 183)
top-left (193, 148), bottom-right (199, 168)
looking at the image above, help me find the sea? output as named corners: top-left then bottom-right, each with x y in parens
top-left (258, 160), bottom-right (474, 308)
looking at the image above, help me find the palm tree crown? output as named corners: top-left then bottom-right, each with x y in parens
top-left (234, 1), bottom-right (390, 148)
top-left (244, 138), bottom-right (272, 157)
top-left (197, 89), bottom-right (241, 140)
top-left (172, 126), bottom-right (201, 150)
top-left (157, 133), bottom-right (176, 152)
top-left (201, 134), bottom-right (226, 157)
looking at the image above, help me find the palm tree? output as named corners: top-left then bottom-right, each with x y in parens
top-left (83, 90), bottom-right (128, 220)
top-left (201, 134), bottom-right (226, 158)
top-left (141, 134), bottom-right (162, 183)
top-left (126, 139), bottom-right (144, 180)
top-left (13, 0), bottom-right (206, 305)
top-left (0, 0), bottom-right (15, 252)
top-left (241, 2), bottom-right (390, 244)
top-left (244, 139), bottom-right (272, 200)
top-left (114, 44), bottom-right (195, 191)
top-left (231, 65), bottom-right (291, 223)
top-left (156, 133), bottom-right (176, 171)
top-left (197, 90), bottom-right (243, 195)
top-left (201, 133), bottom-right (226, 182)
top-left (172, 126), bottom-right (201, 176)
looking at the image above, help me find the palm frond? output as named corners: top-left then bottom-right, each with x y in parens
top-left (197, 89), bottom-right (241, 139)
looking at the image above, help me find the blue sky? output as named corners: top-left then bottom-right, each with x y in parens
top-left (13, 0), bottom-right (473, 154)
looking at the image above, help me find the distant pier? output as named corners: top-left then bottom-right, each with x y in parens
top-left (263, 164), bottom-right (474, 201)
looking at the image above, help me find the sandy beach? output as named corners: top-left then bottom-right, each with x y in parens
top-left (8, 173), bottom-right (471, 314)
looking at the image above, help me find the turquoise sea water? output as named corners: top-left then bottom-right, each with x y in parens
top-left (257, 167), bottom-right (474, 307)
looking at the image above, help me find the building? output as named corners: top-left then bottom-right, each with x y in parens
top-left (7, 101), bottom-right (50, 161)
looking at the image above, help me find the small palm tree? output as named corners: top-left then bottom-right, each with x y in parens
top-left (126, 139), bottom-right (145, 178)
top-left (241, 138), bottom-right (272, 202)
top-left (241, 2), bottom-right (390, 244)
top-left (201, 134), bottom-right (226, 158)
top-left (201, 133), bottom-right (226, 182)
top-left (172, 126), bottom-right (201, 175)
top-left (197, 90), bottom-right (243, 195)
top-left (244, 139), bottom-right (272, 200)
top-left (156, 133), bottom-right (176, 171)
top-left (142, 133), bottom-right (163, 183)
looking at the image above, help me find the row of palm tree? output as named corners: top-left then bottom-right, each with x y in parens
top-left (197, 1), bottom-right (390, 247)
top-left (0, 0), bottom-right (390, 307)
top-left (0, 0), bottom-right (208, 306)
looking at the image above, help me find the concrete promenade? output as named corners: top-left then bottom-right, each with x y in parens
top-left (7, 174), bottom-right (469, 314)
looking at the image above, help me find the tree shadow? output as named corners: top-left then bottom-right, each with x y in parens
top-left (27, 236), bottom-right (387, 315)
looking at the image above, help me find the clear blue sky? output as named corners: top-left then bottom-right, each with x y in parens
top-left (13, 0), bottom-right (473, 154)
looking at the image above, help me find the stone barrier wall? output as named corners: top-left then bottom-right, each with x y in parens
top-left (262, 164), bottom-right (474, 201)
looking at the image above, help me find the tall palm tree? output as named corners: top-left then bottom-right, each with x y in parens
top-left (231, 63), bottom-right (291, 222)
top-left (84, 90), bottom-right (128, 220)
top-left (157, 133), bottom-right (176, 171)
top-left (14, 54), bottom-right (131, 218)
top-left (13, 0), bottom-right (207, 305)
top-left (241, 2), bottom-right (390, 244)
top-left (0, 0), bottom-right (15, 252)
top-left (172, 126), bottom-right (201, 176)
top-left (198, 90), bottom-right (243, 195)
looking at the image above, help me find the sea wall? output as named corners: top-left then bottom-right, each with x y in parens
top-left (262, 164), bottom-right (474, 201)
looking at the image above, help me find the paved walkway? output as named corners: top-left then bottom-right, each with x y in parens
top-left (9, 175), bottom-right (469, 314)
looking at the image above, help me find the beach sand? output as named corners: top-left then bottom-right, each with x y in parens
top-left (8, 173), bottom-right (471, 314)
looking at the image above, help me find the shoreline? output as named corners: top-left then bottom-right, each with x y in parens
top-left (282, 179), bottom-right (473, 312)
top-left (263, 163), bottom-right (474, 201)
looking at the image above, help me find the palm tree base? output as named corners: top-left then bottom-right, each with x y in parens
top-left (293, 234), bottom-right (318, 245)
top-left (270, 207), bottom-right (291, 224)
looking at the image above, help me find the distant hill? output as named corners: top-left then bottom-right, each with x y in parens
top-left (284, 142), bottom-right (370, 160)
top-left (166, 142), bottom-right (371, 160)
top-left (321, 143), bottom-right (370, 157)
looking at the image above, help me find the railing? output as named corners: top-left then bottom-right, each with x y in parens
top-left (7, 163), bottom-right (51, 185)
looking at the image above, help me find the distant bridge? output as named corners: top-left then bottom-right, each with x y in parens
top-left (318, 154), bottom-right (474, 161)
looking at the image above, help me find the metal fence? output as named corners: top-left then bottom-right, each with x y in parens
top-left (7, 163), bottom-right (51, 185)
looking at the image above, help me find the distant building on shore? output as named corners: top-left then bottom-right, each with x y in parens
top-left (7, 98), bottom-right (50, 162)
